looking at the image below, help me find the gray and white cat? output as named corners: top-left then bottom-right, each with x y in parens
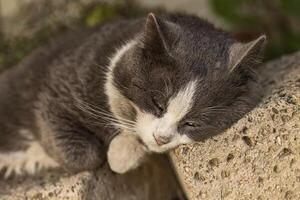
top-left (0, 13), bottom-right (266, 177)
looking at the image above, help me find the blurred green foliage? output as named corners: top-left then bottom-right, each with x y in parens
top-left (82, 4), bottom-right (118, 27)
top-left (0, 0), bottom-right (163, 71)
top-left (0, 25), bottom-right (58, 71)
top-left (81, 0), bottom-right (163, 26)
top-left (210, 0), bottom-right (300, 60)
top-left (3, 0), bottom-right (296, 70)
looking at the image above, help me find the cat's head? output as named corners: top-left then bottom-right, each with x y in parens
top-left (105, 13), bottom-right (266, 153)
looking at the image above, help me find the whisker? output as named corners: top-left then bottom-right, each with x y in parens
top-left (73, 98), bottom-right (137, 132)
top-left (77, 100), bottom-right (136, 125)
top-left (163, 79), bottom-right (170, 96)
top-left (90, 121), bottom-right (136, 132)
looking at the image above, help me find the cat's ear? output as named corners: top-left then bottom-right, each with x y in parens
top-left (142, 13), bottom-right (179, 54)
top-left (228, 35), bottom-right (267, 72)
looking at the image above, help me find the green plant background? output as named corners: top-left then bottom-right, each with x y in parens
top-left (0, 0), bottom-right (163, 71)
top-left (1, 0), bottom-right (299, 71)
top-left (210, 0), bottom-right (300, 60)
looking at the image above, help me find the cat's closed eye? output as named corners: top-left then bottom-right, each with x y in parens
top-left (181, 121), bottom-right (201, 130)
top-left (152, 95), bottom-right (165, 116)
top-left (184, 121), bottom-right (198, 127)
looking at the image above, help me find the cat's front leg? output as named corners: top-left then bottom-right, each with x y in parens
top-left (107, 133), bottom-right (147, 174)
top-left (37, 114), bottom-right (106, 173)
top-left (45, 129), bottom-right (106, 173)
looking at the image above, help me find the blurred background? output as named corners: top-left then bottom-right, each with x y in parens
top-left (0, 0), bottom-right (300, 72)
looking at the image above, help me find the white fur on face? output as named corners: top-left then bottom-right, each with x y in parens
top-left (105, 41), bottom-right (194, 152)
top-left (136, 81), bottom-right (197, 152)
top-left (105, 40), bottom-right (137, 122)
top-left (0, 131), bottom-right (59, 178)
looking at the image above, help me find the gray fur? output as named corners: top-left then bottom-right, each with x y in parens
top-left (0, 13), bottom-right (266, 175)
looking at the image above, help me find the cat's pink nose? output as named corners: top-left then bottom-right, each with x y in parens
top-left (153, 134), bottom-right (171, 146)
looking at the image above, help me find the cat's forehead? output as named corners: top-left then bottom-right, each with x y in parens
top-left (174, 35), bottom-right (234, 71)
top-left (147, 68), bottom-right (198, 97)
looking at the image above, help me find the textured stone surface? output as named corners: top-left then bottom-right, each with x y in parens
top-left (0, 155), bottom-right (182, 200)
top-left (170, 52), bottom-right (300, 200)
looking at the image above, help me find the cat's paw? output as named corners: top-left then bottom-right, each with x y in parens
top-left (107, 134), bottom-right (147, 174)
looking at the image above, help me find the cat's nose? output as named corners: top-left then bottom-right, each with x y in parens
top-left (153, 134), bottom-right (172, 146)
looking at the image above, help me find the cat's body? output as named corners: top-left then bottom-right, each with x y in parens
top-left (0, 13), bottom-right (265, 177)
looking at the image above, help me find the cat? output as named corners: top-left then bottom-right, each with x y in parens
top-left (0, 13), bottom-right (266, 177)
